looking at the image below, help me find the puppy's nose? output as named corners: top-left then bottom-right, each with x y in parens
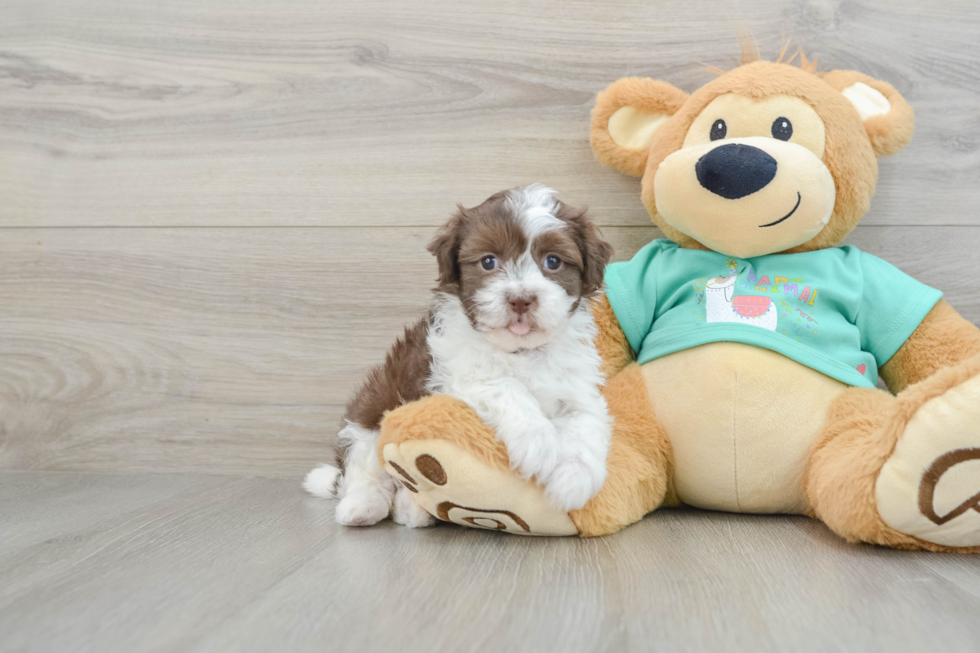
top-left (696, 143), bottom-right (777, 200)
top-left (507, 294), bottom-right (536, 315)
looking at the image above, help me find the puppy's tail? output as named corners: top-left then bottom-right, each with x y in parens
top-left (303, 463), bottom-right (342, 498)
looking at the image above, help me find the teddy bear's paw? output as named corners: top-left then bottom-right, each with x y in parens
top-left (876, 373), bottom-right (980, 548)
top-left (381, 438), bottom-right (578, 536)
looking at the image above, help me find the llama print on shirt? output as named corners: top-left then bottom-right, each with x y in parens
top-left (704, 274), bottom-right (779, 331)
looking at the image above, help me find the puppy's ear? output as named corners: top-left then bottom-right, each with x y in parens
top-left (427, 208), bottom-right (465, 291)
top-left (591, 77), bottom-right (689, 177)
top-left (822, 70), bottom-right (914, 157)
top-left (558, 203), bottom-right (614, 295)
top-left (581, 223), bottom-right (614, 296)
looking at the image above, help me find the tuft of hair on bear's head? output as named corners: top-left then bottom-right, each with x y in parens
top-left (701, 38), bottom-right (820, 77)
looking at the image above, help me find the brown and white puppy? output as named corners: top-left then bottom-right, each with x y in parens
top-left (304, 185), bottom-right (615, 527)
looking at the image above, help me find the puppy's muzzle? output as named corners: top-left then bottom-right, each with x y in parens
top-left (507, 294), bottom-right (537, 316)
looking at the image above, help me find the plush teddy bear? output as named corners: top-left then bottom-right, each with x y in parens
top-left (378, 51), bottom-right (980, 552)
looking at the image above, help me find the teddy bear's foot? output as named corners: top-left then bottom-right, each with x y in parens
top-left (381, 438), bottom-right (578, 536)
top-left (876, 373), bottom-right (980, 548)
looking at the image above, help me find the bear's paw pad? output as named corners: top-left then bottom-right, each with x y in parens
top-left (876, 374), bottom-right (980, 547)
top-left (381, 439), bottom-right (578, 536)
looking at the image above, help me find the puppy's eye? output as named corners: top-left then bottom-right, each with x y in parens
top-left (771, 117), bottom-right (793, 141)
top-left (710, 119), bottom-right (727, 141)
top-left (480, 255), bottom-right (497, 271)
top-left (544, 255), bottom-right (561, 270)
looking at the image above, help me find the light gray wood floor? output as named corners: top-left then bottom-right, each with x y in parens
top-left (2, 471), bottom-right (980, 653)
top-left (2, 0), bottom-right (980, 651)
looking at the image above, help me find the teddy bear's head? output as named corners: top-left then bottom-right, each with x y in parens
top-left (591, 53), bottom-right (914, 258)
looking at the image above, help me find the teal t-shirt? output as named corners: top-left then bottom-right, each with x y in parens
top-left (604, 239), bottom-right (942, 388)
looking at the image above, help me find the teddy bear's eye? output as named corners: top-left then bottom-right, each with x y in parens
top-left (771, 117), bottom-right (793, 141)
top-left (710, 119), bottom-right (727, 141)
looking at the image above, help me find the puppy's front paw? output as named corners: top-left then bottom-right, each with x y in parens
top-left (543, 458), bottom-right (607, 512)
top-left (335, 488), bottom-right (390, 526)
top-left (392, 486), bottom-right (436, 528)
top-left (503, 423), bottom-right (562, 483)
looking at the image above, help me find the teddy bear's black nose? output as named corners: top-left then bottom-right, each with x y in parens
top-left (696, 144), bottom-right (777, 200)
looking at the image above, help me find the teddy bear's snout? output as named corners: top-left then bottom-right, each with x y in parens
top-left (696, 143), bottom-right (778, 200)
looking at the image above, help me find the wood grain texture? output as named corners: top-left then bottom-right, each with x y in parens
top-left (0, 471), bottom-right (978, 653)
top-left (2, 226), bottom-right (979, 476)
top-left (2, 4), bottom-right (979, 652)
top-left (1, 0), bottom-right (980, 228)
top-left (1, 1), bottom-right (980, 473)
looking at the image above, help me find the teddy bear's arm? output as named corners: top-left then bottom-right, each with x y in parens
top-left (592, 294), bottom-right (635, 380)
top-left (879, 300), bottom-right (980, 394)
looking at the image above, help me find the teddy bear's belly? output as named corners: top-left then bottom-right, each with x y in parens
top-left (640, 342), bottom-right (848, 514)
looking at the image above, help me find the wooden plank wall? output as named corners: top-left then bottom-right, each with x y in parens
top-left (2, 0), bottom-right (979, 477)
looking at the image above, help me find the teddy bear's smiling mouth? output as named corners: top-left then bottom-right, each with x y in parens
top-left (759, 192), bottom-right (802, 228)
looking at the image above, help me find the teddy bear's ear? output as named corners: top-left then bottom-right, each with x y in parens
top-left (591, 78), bottom-right (688, 177)
top-left (822, 70), bottom-right (915, 158)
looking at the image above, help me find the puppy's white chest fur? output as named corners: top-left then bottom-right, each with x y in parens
top-left (427, 294), bottom-right (603, 414)
top-left (426, 294), bottom-right (612, 511)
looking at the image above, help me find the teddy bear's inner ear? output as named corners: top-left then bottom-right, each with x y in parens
top-left (591, 78), bottom-right (688, 177)
top-left (607, 107), bottom-right (670, 150)
top-left (822, 70), bottom-right (915, 158)
top-left (841, 82), bottom-right (892, 121)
